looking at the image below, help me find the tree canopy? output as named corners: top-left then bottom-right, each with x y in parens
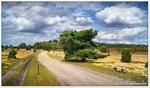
top-left (18, 42), bottom-right (26, 49)
top-left (59, 29), bottom-right (101, 61)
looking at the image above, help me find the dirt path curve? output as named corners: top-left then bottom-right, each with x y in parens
top-left (38, 51), bottom-right (137, 86)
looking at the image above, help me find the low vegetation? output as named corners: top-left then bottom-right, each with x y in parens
top-left (145, 62), bottom-right (148, 67)
top-left (8, 49), bottom-right (17, 59)
top-left (99, 46), bottom-right (109, 53)
top-left (47, 51), bottom-right (148, 83)
top-left (23, 52), bottom-right (60, 86)
top-left (2, 61), bottom-right (26, 86)
top-left (2, 49), bottom-right (33, 76)
top-left (121, 49), bottom-right (132, 63)
top-left (2, 54), bottom-right (34, 85)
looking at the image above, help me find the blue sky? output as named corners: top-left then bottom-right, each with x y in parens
top-left (2, 2), bottom-right (148, 46)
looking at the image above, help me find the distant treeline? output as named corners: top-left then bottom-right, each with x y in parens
top-left (2, 40), bottom-right (148, 52)
top-left (95, 42), bottom-right (148, 52)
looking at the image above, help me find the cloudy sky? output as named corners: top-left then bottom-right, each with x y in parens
top-left (2, 2), bottom-right (148, 46)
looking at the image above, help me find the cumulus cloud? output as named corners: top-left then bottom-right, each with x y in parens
top-left (76, 17), bottom-right (93, 26)
top-left (2, 2), bottom-right (148, 45)
top-left (96, 27), bottom-right (147, 44)
top-left (117, 27), bottom-right (146, 39)
top-left (96, 3), bottom-right (145, 25)
top-left (2, 16), bottom-right (34, 31)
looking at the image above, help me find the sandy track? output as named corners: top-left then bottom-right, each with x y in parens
top-left (38, 52), bottom-right (136, 86)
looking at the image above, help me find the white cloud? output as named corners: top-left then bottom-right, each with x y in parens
top-left (76, 17), bottom-right (94, 26)
top-left (96, 27), bottom-right (146, 43)
top-left (96, 3), bottom-right (144, 25)
top-left (97, 31), bottom-right (117, 40)
top-left (3, 16), bottom-right (34, 31)
top-left (117, 27), bottom-right (146, 39)
top-left (44, 15), bottom-right (93, 33)
top-left (118, 40), bottom-right (131, 44)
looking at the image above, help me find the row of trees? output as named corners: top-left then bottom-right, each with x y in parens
top-left (95, 42), bottom-right (148, 52)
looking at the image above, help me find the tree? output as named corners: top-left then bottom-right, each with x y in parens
top-left (4, 45), bottom-right (8, 49)
top-left (18, 43), bottom-right (26, 49)
top-left (145, 62), bottom-right (148, 67)
top-left (60, 29), bottom-right (102, 61)
top-left (99, 46), bottom-right (109, 53)
top-left (9, 44), bottom-right (14, 49)
top-left (26, 44), bottom-right (32, 50)
top-left (8, 50), bottom-right (17, 58)
top-left (121, 49), bottom-right (132, 63)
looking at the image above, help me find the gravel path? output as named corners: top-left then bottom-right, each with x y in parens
top-left (38, 52), bottom-right (138, 86)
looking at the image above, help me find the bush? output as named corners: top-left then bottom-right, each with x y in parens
top-left (33, 49), bottom-right (36, 53)
top-left (100, 46), bottom-right (109, 53)
top-left (121, 49), bottom-right (132, 63)
top-left (8, 50), bottom-right (17, 59)
top-left (145, 62), bottom-right (148, 67)
top-left (93, 54), bottom-right (107, 59)
top-left (75, 49), bottom-right (107, 61)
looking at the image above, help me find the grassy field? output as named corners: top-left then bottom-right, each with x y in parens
top-left (2, 58), bottom-right (28, 86)
top-left (23, 51), bottom-right (60, 86)
top-left (2, 49), bottom-right (33, 76)
top-left (47, 50), bottom-right (148, 83)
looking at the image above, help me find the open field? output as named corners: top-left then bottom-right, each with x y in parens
top-left (47, 50), bottom-right (148, 83)
top-left (2, 49), bottom-right (33, 76)
top-left (2, 59), bottom-right (27, 86)
top-left (94, 51), bottom-right (148, 77)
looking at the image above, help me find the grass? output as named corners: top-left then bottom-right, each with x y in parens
top-left (68, 62), bottom-right (148, 83)
top-left (46, 51), bottom-right (64, 60)
top-left (2, 55), bottom-right (33, 86)
top-left (2, 49), bottom-right (33, 76)
top-left (47, 51), bottom-right (148, 83)
top-left (23, 52), bottom-right (60, 86)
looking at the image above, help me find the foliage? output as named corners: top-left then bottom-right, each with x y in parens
top-left (95, 42), bottom-right (148, 52)
top-left (121, 49), bottom-right (132, 63)
top-left (18, 43), bottom-right (26, 49)
top-left (74, 49), bottom-right (107, 61)
top-left (145, 62), bottom-right (148, 67)
top-left (59, 29), bottom-right (99, 61)
top-left (33, 40), bottom-right (61, 51)
top-left (26, 44), bottom-right (32, 50)
top-left (99, 46), bottom-right (109, 53)
top-left (8, 50), bottom-right (17, 59)
top-left (33, 49), bottom-right (36, 53)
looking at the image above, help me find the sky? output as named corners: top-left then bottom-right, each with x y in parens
top-left (2, 2), bottom-right (148, 46)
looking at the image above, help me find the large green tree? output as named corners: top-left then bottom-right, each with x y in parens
top-left (59, 29), bottom-right (99, 61)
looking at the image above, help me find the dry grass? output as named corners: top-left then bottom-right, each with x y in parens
top-left (46, 51), bottom-right (64, 60)
top-left (47, 50), bottom-right (148, 77)
top-left (94, 51), bottom-right (148, 77)
top-left (2, 49), bottom-right (33, 76)
top-left (16, 49), bottom-right (33, 59)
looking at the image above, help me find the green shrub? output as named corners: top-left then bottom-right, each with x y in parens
top-left (33, 49), bottom-right (36, 53)
top-left (100, 46), bottom-right (109, 53)
top-left (93, 54), bottom-right (107, 59)
top-left (75, 49), bottom-right (96, 60)
top-left (145, 62), bottom-right (148, 67)
top-left (75, 49), bottom-right (107, 61)
top-left (121, 49), bottom-right (132, 63)
top-left (8, 50), bottom-right (17, 59)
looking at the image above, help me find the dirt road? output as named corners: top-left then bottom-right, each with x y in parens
top-left (38, 52), bottom-right (136, 86)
